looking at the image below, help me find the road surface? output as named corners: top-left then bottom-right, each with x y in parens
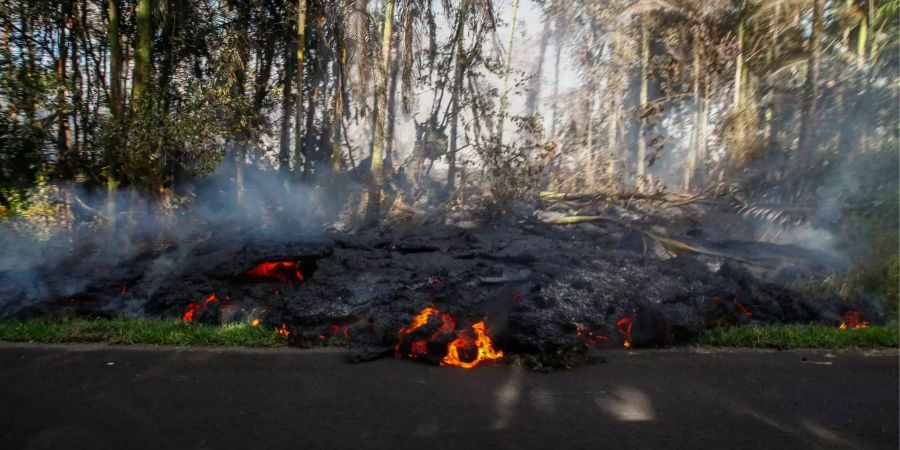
top-left (0, 344), bottom-right (896, 449)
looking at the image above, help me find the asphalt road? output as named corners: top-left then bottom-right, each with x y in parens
top-left (0, 344), bottom-right (896, 450)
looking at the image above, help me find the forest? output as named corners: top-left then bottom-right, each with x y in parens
top-left (0, 0), bottom-right (897, 355)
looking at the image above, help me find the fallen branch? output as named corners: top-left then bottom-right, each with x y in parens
top-left (545, 215), bottom-right (764, 267)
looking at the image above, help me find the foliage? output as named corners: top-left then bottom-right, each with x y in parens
top-left (0, 318), bottom-right (290, 347)
top-left (698, 324), bottom-right (899, 349)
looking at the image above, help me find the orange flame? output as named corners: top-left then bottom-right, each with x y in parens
top-left (251, 318), bottom-right (260, 327)
top-left (441, 321), bottom-right (504, 369)
top-left (616, 316), bottom-right (635, 349)
top-left (276, 323), bottom-right (290, 337)
top-left (839, 311), bottom-right (870, 330)
top-left (182, 293), bottom-right (219, 323)
top-left (246, 261), bottom-right (304, 283)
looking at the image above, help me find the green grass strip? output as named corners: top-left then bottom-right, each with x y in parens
top-left (698, 324), bottom-right (899, 349)
top-left (0, 318), bottom-right (288, 347)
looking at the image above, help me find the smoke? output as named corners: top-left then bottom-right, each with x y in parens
top-left (0, 162), bottom-right (334, 319)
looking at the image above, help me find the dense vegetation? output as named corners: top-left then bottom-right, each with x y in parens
top-left (0, 1), bottom-right (897, 309)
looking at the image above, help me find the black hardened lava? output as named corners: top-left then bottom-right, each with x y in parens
top-left (0, 220), bottom-right (880, 364)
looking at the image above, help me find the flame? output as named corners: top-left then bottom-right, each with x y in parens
top-left (732, 299), bottom-right (753, 318)
top-left (251, 318), bottom-right (260, 327)
top-left (441, 321), bottom-right (504, 368)
top-left (276, 323), bottom-right (290, 337)
top-left (246, 261), bottom-right (304, 283)
top-left (182, 293), bottom-right (219, 323)
top-left (616, 316), bottom-right (635, 349)
top-left (839, 310), bottom-right (870, 330)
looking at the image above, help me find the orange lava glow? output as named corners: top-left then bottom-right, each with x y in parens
top-left (395, 305), bottom-right (456, 358)
top-left (839, 310), bottom-right (870, 330)
top-left (276, 323), bottom-right (290, 337)
top-left (616, 316), bottom-right (635, 349)
top-left (182, 293), bottom-right (219, 323)
top-left (732, 299), bottom-right (753, 318)
top-left (441, 321), bottom-right (504, 369)
top-left (328, 324), bottom-right (351, 340)
top-left (576, 324), bottom-right (608, 347)
top-left (246, 261), bottom-right (304, 283)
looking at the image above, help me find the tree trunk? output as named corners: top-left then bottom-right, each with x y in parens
top-left (733, 0), bottom-right (746, 107)
top-left (550, 32), bottom-right (562, 144)
top-left (108, 0), bottom-right (122, 120)
top-left (279, 43), bottom-right (295, 171)
top-left (385, 32), bottom-right (400, 178)
top-left (496, 0), bottom-right (520, 147)
top-left (636, 13), bottom-right (649, 193)
top-left (797, 0), bottom-right (824, 163)
top-left (332, 38), bottom-right (345, 180)
top-left (525, 4), bottom-right (552, 117)
top-left (448, 2), bottom-right (468, 192)
top-left (57, 0), bottom-right (73, 175)
top-left (684, 30), bottom-right (702, 192)
top-left (293, 0), bottom-right (308, 175)
top-left (606, 36), bottom-right (620, 182)
top-left (132, 0), bottom-right (152, 105)
top-left (365, 0), bottom-right (395, 225)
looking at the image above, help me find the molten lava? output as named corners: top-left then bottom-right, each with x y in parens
top-left (182, 293), bottom-right (219, 323)
top-left (441, 321), bottom-right (504, 369)
top-left (839, 310), bottom-right (870, 330)
top-left (245, 261), bottom-right (304, 284)
top-left (576, 324), bottom-right (608, 347)
top-left (616, 316), bottom-right (635, 349)
top-left (394, 305), bottom-right (502, 368)
top-left (395, 305), bottom-right (456, 358)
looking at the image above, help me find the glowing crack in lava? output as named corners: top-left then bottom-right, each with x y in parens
top-left (839, 310), bottom-right (870, 330)
top-left (182, 293), bottom-right (219, 323)
top-left (394, 305), bottom-right (502, 368)
top-left (576, 324), bottom-right (608, 347)
top-left (245, 261), bottom-right (304, 284)
top-left (441, 321), bottom-right (504, 368)
top-left (732, 299), bottom-right (753, 318)
top-left (616, 316), bottom-right (635, 349)
top-left (395, 305), bottom-right (456, 358)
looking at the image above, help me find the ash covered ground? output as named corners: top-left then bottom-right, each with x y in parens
top-left (0, 206), bottom-right (878, 366)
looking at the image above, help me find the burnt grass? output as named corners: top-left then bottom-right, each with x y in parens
top-left (0, 219), bottom-right (883, 367)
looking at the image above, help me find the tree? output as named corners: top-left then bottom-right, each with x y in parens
top-left (365, 0), bottom-right (394, 225)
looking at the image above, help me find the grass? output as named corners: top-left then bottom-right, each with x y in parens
top-left (0, 318), bottom-right (290, 347)
top-left (0, 319), bottom-right (896, 351)
top-left (698, 324), bottom-right (899, 349)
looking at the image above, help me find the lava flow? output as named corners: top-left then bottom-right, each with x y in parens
top-left (441, 321), bottom-right (504, 368)
top-left (182, 293), bottom-right (219, 323)
top-left (245, 261), bottom-right (304, 284)
top-left (395, 305), bottom-right (502, 368)
top-left (732, 299), bottom-right (753, 318)
top-left (576, 324), bottom-right (608, 347)
top-left (839, 310), bottom-right (870, 330)
top-left (395, 305), bottom-right (456, 358)
top-left (616, 316), bottom-right (635, 349)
